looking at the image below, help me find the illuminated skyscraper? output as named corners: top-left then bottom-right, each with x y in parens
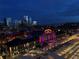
top-left (22, 16), bottom-right (37, 26)
top-left (14, 20), bottom-right (21, 28)
top-left (29, 17), bottom-right (32, 25)
top-left (32, 21), bottom-right (37, 25)
top-left (4, 17), bottom-right (12, 27)
top-left (23, 16), bottom-right (29, 24)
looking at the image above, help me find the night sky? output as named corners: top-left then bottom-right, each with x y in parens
top-left (0, 0), bottom-right (79, 24)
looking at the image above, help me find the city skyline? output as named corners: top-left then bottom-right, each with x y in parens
top-left (0, 0), bottom-right (79, 24)
top-left (1, 0), bottom-right (79, 59)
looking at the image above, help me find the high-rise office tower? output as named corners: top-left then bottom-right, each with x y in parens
top-left (14, 20), bottom-right (18, 28)
top-left (15, 20), bottom-right (22, 28)
top-left (23, 16), bottom-right (29, 24)
top-left (29, 17), bottom-right (32, 25)
top-left (32, 21), bottom-right (37, 25)
top-left (4, 18), bottom-right (7, 26)
top-left (5, 17), bottom-right (12, 27)
top-left (23, 16), bottom-right (33, 26)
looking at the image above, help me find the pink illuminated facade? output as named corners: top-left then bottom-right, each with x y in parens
top-left (38, 28), bottom-right (56, 48)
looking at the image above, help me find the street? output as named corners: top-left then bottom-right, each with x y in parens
top-left (12, 34), bottom-right (79, 59)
